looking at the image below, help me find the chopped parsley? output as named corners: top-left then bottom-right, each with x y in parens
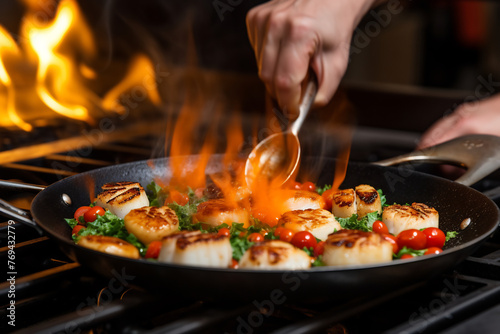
top-left (394, 246), bottom-right (426, 259)
top-left (446, 231), bottom-right (458, 242)
top-left (316, 184), bottom-right (332, 195)
top-left (336, 211), bottom-right (380, 232)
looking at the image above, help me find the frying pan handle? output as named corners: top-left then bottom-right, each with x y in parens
top-left (374, 134), bottom-right (500, 187)
top-left (0, 180), bottom-right (45, 235)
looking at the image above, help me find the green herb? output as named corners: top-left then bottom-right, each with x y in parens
top-left (70, 210), bottom-right (147, 256)
top-left (336, 211), bottom-right (380, 232)
top-left (394, 246), bottom-right (426, 259)
top-left (302, 247), bottom-right (314, 257)
top-left (147, 181), bottom-right (167, 207)
top-left (230, 236), bottom-right (254, 261)
top-left (312, 255), bottom-right (325, 267)
top-left (65, 218), bottom-right (79, 229)
top-left (316, 184), bottom-right (332, 195)
top-left (446, 231), bottom-right (458, 242)
top-left (168, 201), bottom-right (200, 230)
top-left (378, 189), bottom-right (387, 207)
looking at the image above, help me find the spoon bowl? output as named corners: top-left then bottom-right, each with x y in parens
top-left (245, 73), bottom-right (318, 188)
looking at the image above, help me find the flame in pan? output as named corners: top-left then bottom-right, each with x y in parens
top-left (0, 0), bottom-right (163, 131)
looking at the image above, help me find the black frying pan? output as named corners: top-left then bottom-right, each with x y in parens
top-left (9, 143), bottom-right (497, 303)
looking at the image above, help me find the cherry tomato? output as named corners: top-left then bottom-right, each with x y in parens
top-left (248, 233), bottom-right (264, 243)
top-left (217, 228), bottom-right (230, 237)
top-left (424, 247), bottom-right (443, 255)
top-left (145, 241), bottom-right (162, 259)
top-left (274, 227), bottom-right (295, 243)
top-left (423, 227), bottom-right (446, 249)
top-left (84, 206), bottom-right (105, 223)
top-left (291, 231), bottom-right (317, 249)
top-left (397, 229), bottom-right (427, 250)
top-left (321, 188), bottom-right (336, 211)
top-left (292, 181), bottom-right (302, 190)
top-left (301, 181), bottom-right (316, 192)
top-left (372, 220), bottom-right (389, 234)
top-left (74, 206), bottom-right (91, 222)
top-left (400, 254), bottom-right (414, 260)
top-left (381, 234), bottom-right (399, 254)
top-left (72, 225), bottom-right (85, 236)
top-left (230, 259), bottom-right (239, 269)
top-left (313, 241), bottom-right (325, 257)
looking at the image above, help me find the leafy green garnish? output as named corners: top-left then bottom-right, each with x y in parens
top-left (316, 184), bottom-right (332, 195)
top-left (446, 231), bottom-right (458, 242)
top-left (378, 189), bottom-right (387, 207)
top-left (168, 201), bottom-right (200, 230)
top-left (336, 211), bottom-right (380, 232)
top-left (394, 246), bottom-right (426, 259)
top-left (147, 181), bottom-right (167, 207)
top-left (71, 210), bottom-right (147, 256)
top-left (312, 255), bottom-right (325, 267)
top-left (65, 218), bottom-right (79, 229)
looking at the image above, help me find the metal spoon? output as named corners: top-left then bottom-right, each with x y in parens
top-left (245, 72), bottom-right (318, 188)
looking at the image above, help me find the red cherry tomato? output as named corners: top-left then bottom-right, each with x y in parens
top-left (423, 227), bottom-right (446, 249)
top-left (292, 181), bottom-right (302, 190)
top-left (72, 225), bottom-right (86, 236)
top-left (321, 188), bottom-right (335, 211)
top-left (84, 206), bottom-right (105, 223)
top-left (217, 228), bottom-right (230, 237)
top-left (301, 181), bottom-right (316, 192)
top-left (291, 231), bottom-right (317, 249)
top-left (248, 232), bottom-right (264, 243)
top-left (400, 254), bottom-right (415, 260)
top-left (381, 234), bottom-right (399, 254)
top-left (424, 247), bottom-right (443, 255)
top-left (372, 220), bottom-right (389, 234)
top-left (230, 259), bottom-right (239, 269)
top-left (313, 241), bottom-right (325, 256)
top-left (74, 206), bottom-right (91, 222)
top-left (274, 227), bottom-right (295, 243)
top-left (145, 241), bottom-right (162, 259)
top-left (397, 229), bottom-right (427, 250)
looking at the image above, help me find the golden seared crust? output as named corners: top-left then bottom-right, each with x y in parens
top-left (282, 190), bottom-right (326, 212)
top-left (323, 230), bottom-right (393, 266)
top-left (95, 181), bottom-right (149, 219)
top-left (239, 240), bottom-right (311, 270)
top-left (175, 232), bottom-right (229, 250)
top-left (77, 235), bottom-right (139, 259)
top-left (158, 230), bottom-right (232, 268)
top-left (382, 202), bottom-right (439, 235)
top-left (278, 209), bottom-right (341, 241)
top-left (333, 189), bottom-right (356, 208)
top-left (326, 230), bottom-right (385, 248)
top-left (124, 206), bottom-right (179, 245)
top-left (194, 198), bottom-right (250, 227)
top-left (355, 184), bottom-right (382, 217)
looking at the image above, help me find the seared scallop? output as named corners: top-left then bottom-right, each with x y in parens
top-left (331, 189), bottom-right (357, 218)
top-left (158, 231), bottom-right (232, 268)
top-left (95, 182), bottom-right (149, 219)
top-left (382, 203), bottom-right (439, 236)
top-left (278, 209), bottom-right (342, 241)
top-left (194, 198), bottom-right (250, 227)
top-left (282, 190), bottom-right (326, 212)
top-left (124, 206), bottom-right (179, 245)
top-left (239, 240), bottom-right (311, 270)
top-left (355, 184), bottom-right (382, 218)
top-left (77, 235), bottom-right (140, 259)
top-left (323, 230), bottom-right (393, 266)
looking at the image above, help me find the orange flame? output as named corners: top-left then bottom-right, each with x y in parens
top-left (0, 0), bottom-right (163, 131)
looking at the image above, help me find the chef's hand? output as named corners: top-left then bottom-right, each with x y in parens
top-left (246, 0), bottom-right (380, 115)
top-left (418, 94), bottom-right (500, 148)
